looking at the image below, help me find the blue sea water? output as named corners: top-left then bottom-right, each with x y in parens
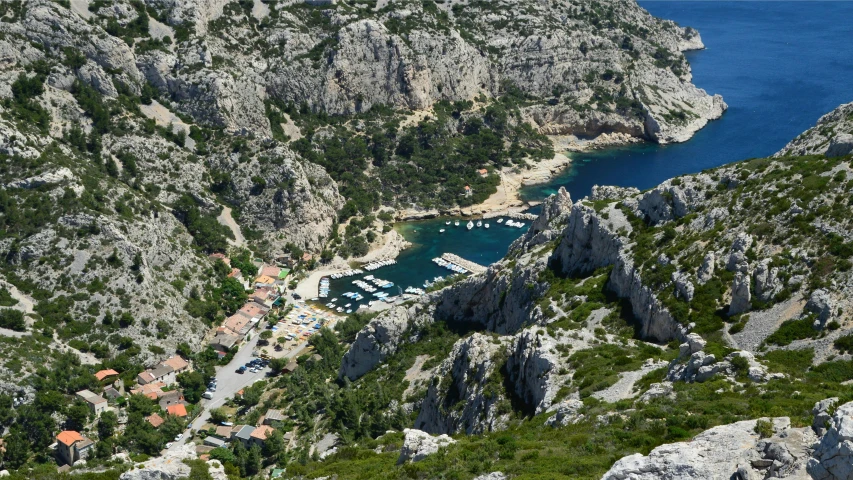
top-left (326, 2), bottom-right (853, 301)
top-left (522, 1), bottom-right (853, 201)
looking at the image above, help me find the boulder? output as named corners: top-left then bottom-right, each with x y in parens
top-left (398, 428), bottom-right (456, 464)
top-left (805, 289), bottom-right (834, 327)
top-left (603, 417), bottom-right (812, 480)
top-left (545, 398), bottom-right (585, 427)
top-left (812, 398), bottom-right (839, 436)
top-left (638, 382), bottom-right (675, 403)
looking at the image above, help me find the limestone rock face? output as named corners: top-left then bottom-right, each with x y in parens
top-left (433, 258), bottom-right (549, 335)
top-left (672, 270), bottom-right (695, 301)
top-left (806, 289), bottom-right (835, 327)
top-left (523, 187), bottom-right (572, 248)
top-left (415, 334), bottom-right (509, 435)
top-left (505, 330), bottom-right (561, 414)
top-left (339, 304), bottom-right (428, 381)
top-left (609, 253), bottom-right (688, 343)
top-left (397, 428), bottom-right (456, 464)
top-left (777, 102), bottom-right (853, 158)
top-left (119, 443), bottom-right (227, 480)
top-left (754, 259), bottom-right (782, 303)
top-left (603, 417), bottom-right (814, 480)
top-left (591, 185), bottom-right (640, 202)
top-left (727, 233), bottom-right (753, 273)
top-left (552, 203), bottom-right (624, 277)
top-left (809, 401), bottom-right (853, 479)
top-left (697, 252), bottom-right (716, 285)
top-left (825, 133), bottom-right (853, 158)
top-left (210, 146), bottom-right (344, 252)
top-left (812, 398), bottom-right (839, 437)
top-left (729, 272), bottom-right (752, 316)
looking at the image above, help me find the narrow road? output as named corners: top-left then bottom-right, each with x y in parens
top-left (169, 319), bottom-right (320, 451)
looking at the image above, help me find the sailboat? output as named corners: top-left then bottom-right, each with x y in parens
top-left (466, 220), bottom-right (474, 230)
top-left (476, 220), bottom-right (482, 228)
top-left (454, 220), bottom-right (460, 227)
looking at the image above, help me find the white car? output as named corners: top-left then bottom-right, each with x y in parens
top-left (174, 433), bottom-right (183, 441)
top-left (165, 442), bottom-right (173, 449)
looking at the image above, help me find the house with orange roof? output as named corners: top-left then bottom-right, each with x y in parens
top-left (477, 168), bottom-right (488, 177)
top-left (147, 413), bottom-right (165, 428)
top-left (238, 303), bottom-right (268, 322)
top-left (166, 404), bottom-right (188, 418)
top-left (254, 275), bottom-right (277, 288)
top-left (55, 431), bottom-right (94, 466)
top-left (250, 425), bottom-right (276, 447)
top-left (463, 185), bottom-right (472, 197)
top-left (94, 369), bottom-right (119, 382)
top-left (223, 314), bottom-right (253, 337)
top-left (260, 264), bottom-right (281, 278)
top-left (252, 287), bottom-right (278, 308)
top-left (136, 356), bottom-right (189, 386)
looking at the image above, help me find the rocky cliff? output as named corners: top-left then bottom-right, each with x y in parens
top-left (777, 102), bottom-right (853, 158)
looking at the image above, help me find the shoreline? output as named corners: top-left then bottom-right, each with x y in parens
top-left (395, 152), bottom-right (571, 221)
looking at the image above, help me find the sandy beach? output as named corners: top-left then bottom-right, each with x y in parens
top-left (396, 152), bottom-right (571, 221)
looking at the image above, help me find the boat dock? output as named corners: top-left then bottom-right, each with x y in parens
top-left (483, 211), bottom-right (537, 221)
top-left (440, 253), bottom-right (487, 274)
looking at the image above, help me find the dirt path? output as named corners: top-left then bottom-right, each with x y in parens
top-left (217, 206), bottom-right (246, 248)
top-left (591, 360), bottom-right (668, 403)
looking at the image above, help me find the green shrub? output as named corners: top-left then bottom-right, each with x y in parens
top-left (755, 419), bottom-right (773, 438)
top-left (765, 317), bottom-right (818, 346)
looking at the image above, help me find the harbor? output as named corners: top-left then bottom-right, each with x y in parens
top-left (310, 215), bottom-right (529, 313)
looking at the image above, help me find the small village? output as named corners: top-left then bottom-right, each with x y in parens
top-left (48, 251), bottom-right (343, 476)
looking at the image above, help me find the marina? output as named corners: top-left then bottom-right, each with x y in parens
top-left (315, 216), bottom-right (529, 310)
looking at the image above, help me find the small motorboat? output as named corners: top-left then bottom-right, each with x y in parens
top-left (476, 220), bottom-right (482, 228)
top-left (466, 221), bottom-right (474, 230)
top-left (454, 220), bottom-right (460, 226)
top-left (440, 229), bottom-right (445, 233)
top-left (484, 223), bottom-right (490, 229)
top-left (497, 218), bottom-right (504, 223)
top-left (445, 221), bottom-right (451, 225)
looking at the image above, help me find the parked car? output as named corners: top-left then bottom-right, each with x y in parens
top-left (237, 366), bottom-right (246, 374)
top-left (165, 442), bottom-right (173, 449)
top-left (174, 434), bottom-right (183, 441)
top-left (202, 391), bottom-right (213, 400)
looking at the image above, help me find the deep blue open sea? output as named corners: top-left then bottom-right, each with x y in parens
top-left (326, 2), bottom-right (853, 302)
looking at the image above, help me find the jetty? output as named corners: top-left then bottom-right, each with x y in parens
top-left (482, 210), bottom-right (537, 221)
top-left (441, 253), bottom-right (487, 275)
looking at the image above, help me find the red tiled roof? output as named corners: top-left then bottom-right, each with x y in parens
top-left (250, 425), bottom-right (275, 440)
top-left (166, 404), bottom-right (187, 417)
top-left (56, 431), bottom-right (84, 446)
top-left (147, 414), bottom-right (164, 428)
top-left (162, 356), bottom-right (189, 371)
top-left (95, 369), bottom-right (119, 381)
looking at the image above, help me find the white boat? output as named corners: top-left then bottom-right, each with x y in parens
top-left (454, 220), bottom-right (460, 227)
top-left (484, 223), bottom-right (490, 229)
top-left (440, 229), bottom-right (445, 233)
top-left (331, 298), bottom-right (337, 302)
top-left (497, 218), bottom-right (504, 223)
top-left (517, 222), bottom-right (525, 228)
top-left (476, 220), bottom-right (482, 227)
top-left (466, 221), bottom-right (474, 230)
top-left (445, 221), bottom-right (451, 225)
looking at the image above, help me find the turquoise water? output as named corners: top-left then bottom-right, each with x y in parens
top-left (325, 218), bottom-right (528, 305)
top-left (327, 1), bottom-right (853, 301)
top-left (522, 1), bottom-right (853, 201)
